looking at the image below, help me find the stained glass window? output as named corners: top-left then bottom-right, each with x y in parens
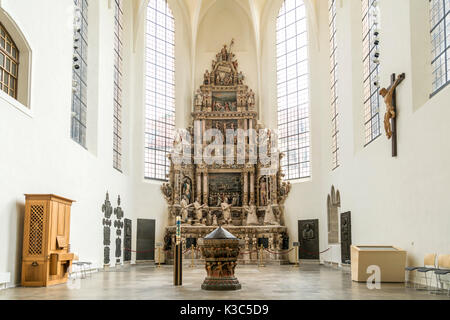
top-left (362, 0), bottom-right (381, 145)
top-left (71, 0), bottom-right (89, 147)
top-left (329, 0), bottom-right (339, 169)
top-left (430, 0), bottom-right (450, 94)
top-left (0, 23), bottom-right (19, 99)
top-left (113, 0), bottom-right (123, 171)
top-left (145, 0), bottom-right (175, 181)
top-left (277, 0), bottom-right (310, 180)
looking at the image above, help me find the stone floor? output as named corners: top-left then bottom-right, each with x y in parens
top-left (1, 264), bottom-right (449, 300)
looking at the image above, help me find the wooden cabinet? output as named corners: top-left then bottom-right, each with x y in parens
top-left (351, 245), bottom-right (407, 283)
top-left (21, 194), bottom-right (75, 287)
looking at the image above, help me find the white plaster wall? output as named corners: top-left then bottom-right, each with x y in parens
top-left (307, 0), bottom-right (450, 268)
top-left (0, 0), bottom-right (136, 287)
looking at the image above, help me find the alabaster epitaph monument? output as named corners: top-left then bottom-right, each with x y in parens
top-left (161, 41), bottom-right (292, 264)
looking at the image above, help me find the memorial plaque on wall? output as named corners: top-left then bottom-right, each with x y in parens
top-left (340, 212), bottom-right (352, 264)
top-left (298, 219), bottom-right (319, 260)
top-left (257, 237), bottom-right (269, 249)
top-left (186, 238), bottom-right (197, 249)
top-left (136, 219), bottom-right (155, 261)
top-left (124, 218), bottom-right (132, 262)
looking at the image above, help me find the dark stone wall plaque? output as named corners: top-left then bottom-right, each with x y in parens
top-left (136, 219), bottom-right (155, 261)
top-left (298, 219), bottom-right (319, 260)
top-left (102, 192), bottom-right (113, 265)
top-left (340, 212), bottom-right (352, 264)
top-left (124, 218), bottom-right (132, 262)
top-left (186, 238), bottom-right (197, 249)
top-left (257, 237), bottom-right (269, 249)
top-left (282, 233), bottom-right (289, 250)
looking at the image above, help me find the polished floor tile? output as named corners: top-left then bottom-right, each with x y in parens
top-left (1, 264), bottom-right (449, 300)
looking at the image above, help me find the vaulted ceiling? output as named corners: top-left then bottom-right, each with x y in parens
top-left (131, 0), bottom-right (320, 47)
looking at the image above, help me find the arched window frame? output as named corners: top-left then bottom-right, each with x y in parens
top-left (0, 22), bottom-right (19, 99)
top-left (144, 0), bottom-right (175, 181)
top-left (0, 8), bottom-right (32, 112)
top-left (276, 0), bottom-right (311, 181)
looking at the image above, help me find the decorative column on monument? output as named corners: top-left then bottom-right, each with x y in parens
top-left (196, 171), bottom-right (202, 203)
top-left (174, 168), bottom-right (181, 204)
top-left (242, 170), bottom-right (248, 206)
top-left (203, 170), bottom-right (209, 205)
top-left (249, 169), bottom-right (255, 205)
top-left (271, 175), bottom-right (278, 205)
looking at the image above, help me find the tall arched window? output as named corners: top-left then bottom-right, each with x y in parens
top-left (329, 0), bottom-right (340, 170)
top-left (71, 0), bottom-right (89, 147)
top-left (277, 0), bottom-right (310, 180)
top-left (362, 0), bottom-right (381, 145)
top-left (144, 0), bottom-right (175, 181)
top-left (113, 0), bottom-right (123, 171)
top-left (430, 0), bottom-right (449, 95)
top-left (0, 23), bottom-right (19, 99)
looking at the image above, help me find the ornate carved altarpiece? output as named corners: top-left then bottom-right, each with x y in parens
top-left (161, 42), bottom-right (292, 264)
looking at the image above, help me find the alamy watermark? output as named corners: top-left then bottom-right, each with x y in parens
top-left (366, 265), bottom-right (381, 290)
top-left (171, 121), bottom-right (280, 175)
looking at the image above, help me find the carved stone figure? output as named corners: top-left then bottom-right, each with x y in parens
top-left (302, 223), bottom-right (315, 240)
top-left (260, 179), bottom-right (268, 206)
top-left (247, 89), bottom-right (255, 108)
top-left (278, 181), bottom-right (291, 204)
top-left (243, 205), bottom-right (259, 226)
top-left (195, 89), bottom-right (203, 107)
top-left (221, 198), bottom-right (233, 225)
top-left (380, 73), bottom-right (405, 139)
top-left (264, 201), bottom-right (278, 226)
top-left (180, 199), bottom-right (194, 223)
top-left (193, 201), bottom-right (206, 225)
top-left (237, 71), bottom-right (244, 85)
top-left (204, 70), bottom-right (210, 85)
top-left (206, 207), bottom-right (212, 226)
top-left (161, 183), bottom-right (173, 204)
top-left (212, 214), bottom-right (218, 226)
top-left (173, 129), bottom-right (183, 152)
top-left (221, 45), bottom-right (228, 61)
top-left (182, 178), bottom-right (192, 203)
top-left (168, 205), bottom-right (176, 226)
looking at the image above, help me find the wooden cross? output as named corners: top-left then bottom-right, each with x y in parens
top-left (380, 73), bottom-right (405, 157)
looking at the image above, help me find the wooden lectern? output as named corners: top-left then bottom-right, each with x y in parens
top-left (21, 194), bottom-right (75, 287)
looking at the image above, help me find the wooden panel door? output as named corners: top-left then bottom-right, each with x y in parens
top-left (22, 200), bottom-right (48, 286)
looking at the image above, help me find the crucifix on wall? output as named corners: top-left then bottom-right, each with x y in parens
top-left (380, 73), bottom-right (405, 157)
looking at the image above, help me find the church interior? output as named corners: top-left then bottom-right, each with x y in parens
top-left (0, 0), bottom-right (449, 302)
